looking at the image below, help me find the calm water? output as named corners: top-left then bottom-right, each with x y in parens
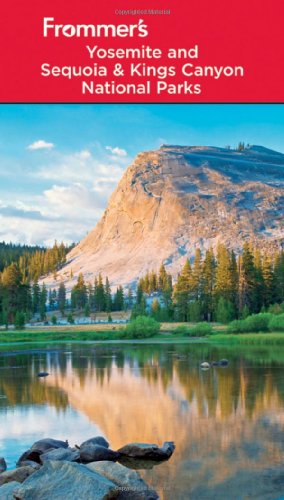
top-left (1, 342), bottom-right (284, 499)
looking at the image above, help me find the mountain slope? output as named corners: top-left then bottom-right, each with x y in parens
top-left (45, 145), bottom-right (284, 289)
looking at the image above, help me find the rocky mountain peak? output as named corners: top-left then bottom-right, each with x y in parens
top-left (43, 145), bottom-right (284, 290)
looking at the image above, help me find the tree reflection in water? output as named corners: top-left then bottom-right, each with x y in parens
top-left (1, 343), bottom-right (284, 499)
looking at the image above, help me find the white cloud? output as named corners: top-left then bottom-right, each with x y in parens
top-left (0, 143), bottom-right (133, 245)
top-left (35, 149), bottom-right (127, 186)
top-left (106, 146), bottom-right (127, 157)
top-left (27, 139), bottom-right (54, 150)
top-left (75, 149), bottom-right (91, 160)
top-left (43, 183), bottom-right (105, 216)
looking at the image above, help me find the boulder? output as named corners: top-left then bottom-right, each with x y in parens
top-left (211, 359), bottom-right (229, 367)
top-left (13, 460), bottom-right (118, 499)
top-left (80, 436), bottom-right (109, 449)
top-left (80, 444), bottom-right (120, 463)
top-left (40, 447), bottom-right (80, 464)
top-left (118, 457), bottom-right (161, 470)
top-left (219, 359), bottom-right (229, 366)
top-left (0, 481), bottom-right (20, 499)
top-left (117, 442), bottom-right (175, 461)
top-left (17, 449), bottom-right (43, 466)
top-left (0, 457), bottom-right (7, 472)
top-left (87, 461), bottom-right (158, 499)
top-left (17, 438), bottom-right (69, 464)
top-left (30, 438), bottom-right (69, 453)
top-left (200, 362), bottom-right (210, 369)
top-left (17, 461), bottom-right (41, 470)
top-left (0, 466), bottom-right (36, 486)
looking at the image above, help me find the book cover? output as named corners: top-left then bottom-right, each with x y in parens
top-left (0, 1), bottom-right (283, 498)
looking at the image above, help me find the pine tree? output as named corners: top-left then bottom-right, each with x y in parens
top-left (95, 274), bottom-right (105, 311)
top-left (84, 303), bottom-right (90, 317)
top-left (136, 282), bottom-right (144, 305)
top-left (274, 250), bottom-right (284, 303)
top-left (126, 288), bottom-right (134, 309)
top-left (158, 263), bottom-right (168, 291)
top-left (200, 248), bottom-right (215, 321)
top-left (151, 298), bottom-right (161, 320)
top-left (161, 273), bottom-right (173, 320)
top-left (105, 277), bottom-right (112, 312)
top-left (49, 289), bottom-right (57, 310)
top-left (87, 283), bottom-right (95, 310)
top-left (214, 243), bottom-right (234, 300)
top-left (14, 311), bottom-right (25, 330)
top-left (262, 253), bottom-right (274, 307)
top-left (39, 283), bottom-right (47, 321)
top-left (188, 300), bottom-right (202, 322)
top-left (114, 285), bottom-right (124, 311)
top-left (149, 271), bottom-right (158, 292)
top-left (174, 259), bottom-right (192, 321)
top-left (58, 282), bottom-right (66, 315)
top-left (190, 249), bottom-right (202, 301)
top-left (216, 297), bottom-right (234, 324)
top-left (71, 273), bottom-right (87, 310)
top-left (32, 280), bottom-right (40, 314)
top-left (240, 243), bottom-right (258, 313)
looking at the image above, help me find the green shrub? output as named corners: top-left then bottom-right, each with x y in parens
top-left (268, 303), bottom-right (284, 315)
top-left (173, 325), bottom-right (191, 335)
top-left (14, 311), bottom-right (25, 330)
top-left (51, 315), bottom-right (57, 325)
top-left (67, 313), bottom-right (74, 325)
top-left (228, 319), bottom-right (248, 333)
top-left (241, 305), bottom-right (250, 319)
top-left (188, 301), bottom-right (202, 322)
top-left (84, 304), bottom-right (90, 317)
top-left (228, 313), bottom-right (273, 333)
top-left (269, 313), bottom-right (284, 332)
top-left (120, 315), bottom-right (160, 339)
top-left (216, 298), bottom-right (235, 324)
top-left (186, 322), bottom-right (213, 337)
top-left (243, 313), bottom-right (272, 332)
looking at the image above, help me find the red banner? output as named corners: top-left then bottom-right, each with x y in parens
top-left (0, 0), bottom-right (283, 102)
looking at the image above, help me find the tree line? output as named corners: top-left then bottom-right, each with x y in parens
top-left (0, 242), bottom-right (71, 327)
top-left (0, 241), bottom-right (72, 281)
top-left (137, 242), bottom-right (284, 322)
top-left (0, 241), bottom-right (284, 327)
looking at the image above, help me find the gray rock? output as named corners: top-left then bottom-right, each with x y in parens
top-left (118, 457), bottom-right (161, 471)
top-left (219, 358), bottom-right (229, 366)
top-left (30, 438), bottom-right (69, 453)
top-left (87, 461), bottom-right (158, 499)
top-left (200, 362), bottom-right (210, 369)
top-left (17, 448), bottom-right (43, 466)
top-left (160, 442), bottom-right (175, 458)
top-left (17, 438), bottom-right (69, 466)
top-left (80, 436), bottom-right (109, 449)
top-left (0, 466), bottom-right (36, 486)
top-left (80, 444), bottom-right (120, 463)
top-left (0, 457), bottom-right (7, 472)
top-left (13, 460), bottom-right (118, 499)
top-left (0, 481), bottom-right (20, 499)
top-left (117, 442), bottom-right (175, 461)
top-left (17, 461), bottom-right (41, 470)
top-left (40, 447), bottom-right (80, 464)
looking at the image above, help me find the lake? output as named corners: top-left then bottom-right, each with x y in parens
top-left (1, 342), bottom-right (284, 499)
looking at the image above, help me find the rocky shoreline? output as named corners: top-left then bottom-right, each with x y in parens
top-left (0, 437), bottom-right (175, 499)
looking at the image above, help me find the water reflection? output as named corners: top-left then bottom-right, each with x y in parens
top-left (1, 343), bottom-right (284, 499)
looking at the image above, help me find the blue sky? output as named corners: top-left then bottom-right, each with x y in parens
top-left (0, 104), bottom-right (283, 246)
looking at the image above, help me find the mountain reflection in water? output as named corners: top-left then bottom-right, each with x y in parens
top-left (1, 343), bottom-right (284, 499)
